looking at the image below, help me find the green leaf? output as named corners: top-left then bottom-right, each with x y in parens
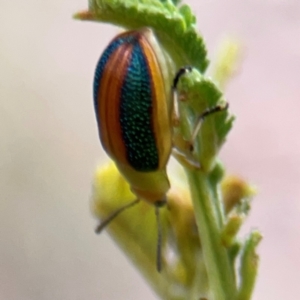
top-left (77, 0), bottom-right (208, 71)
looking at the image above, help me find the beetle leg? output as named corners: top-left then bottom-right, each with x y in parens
top-left (171, 66), bottom-right (193, 126)
top-left (172, 147), bottom-right (201, 169)
top-left (188, 102), bottom-right (229, 151)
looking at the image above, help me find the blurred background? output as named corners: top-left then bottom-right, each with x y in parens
top-left (1, 0), bottom-right (300, 299)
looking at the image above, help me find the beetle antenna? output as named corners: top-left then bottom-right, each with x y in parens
top-left (95, 198), bottom-right (140, 234)
top-left (155, 205), bottom-right (163, 272)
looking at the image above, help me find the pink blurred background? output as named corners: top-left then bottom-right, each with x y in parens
top-left (1, 0), bottom-right (299, 299)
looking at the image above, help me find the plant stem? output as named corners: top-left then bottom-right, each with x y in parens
top-left (185, 169), bottom-right (236, 300)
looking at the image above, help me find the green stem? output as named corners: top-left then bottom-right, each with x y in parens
top-left (185, 169), bottom-right (236, 300)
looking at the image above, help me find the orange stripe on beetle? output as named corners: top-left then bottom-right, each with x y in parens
top-left (138, 32), bottom-right (172, 170)
top-left (98, 44), bottom-right (132, 166)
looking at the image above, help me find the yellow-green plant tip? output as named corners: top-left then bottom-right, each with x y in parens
top-left (221, 215), bottom-right (244, 248)
top-left (212, 37), bottom-right (243, 88)
top-left (237, 231), bottom-right (262, 300)
top-left (221, 175), bottom-right (256, 214)
top-left (73, 10), bottom-right (95, 20)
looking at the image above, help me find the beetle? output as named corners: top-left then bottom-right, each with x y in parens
top-left (93, 28), bottom-right (227, 271)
